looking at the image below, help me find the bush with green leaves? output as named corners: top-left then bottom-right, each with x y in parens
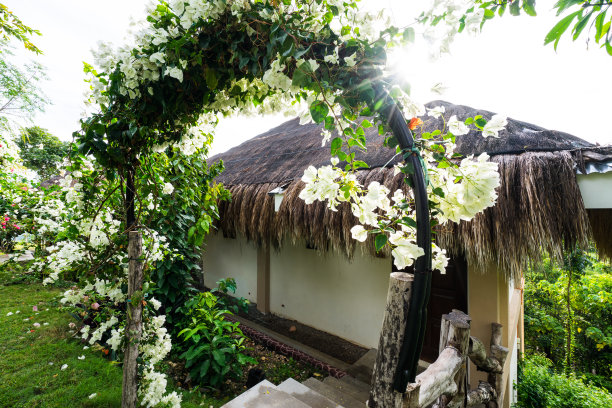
top-left (515, 354), bottom-right (612, 408)
top-left (178, 290), bottom-right (255, 387)
top-left (524, 249), bottom-right (612, 389)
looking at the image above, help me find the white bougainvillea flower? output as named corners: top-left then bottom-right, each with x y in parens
top-left (427, 105), bottom-right (445, 119)
top-left (482, 114), bottom-right (508, 138)
top-left (162, 182), bottom-right (174, 195)
top-left (350, 225), bottom-right (368, 242)
top-left (389, 232), bottom-right (425, 270)
top-left (448, 115), bottom-right (469, 136)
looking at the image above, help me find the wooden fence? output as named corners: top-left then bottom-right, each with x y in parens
top-left (368, 272), bottom-right (509, 408)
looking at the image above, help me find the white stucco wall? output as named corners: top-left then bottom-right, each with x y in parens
top-left (202, 233), bottom-right (258, 303)
top-left (269, 240), bottom-right (391, 348)
top-left (577, 171), bottom-right (612, 209)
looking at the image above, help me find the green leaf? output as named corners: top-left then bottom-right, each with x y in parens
top-left (291, 61), bottom-right (313, 88)
top-left (375, 234), bottom-right (388, 251)
top-left (544, 10), bottom-right (581, 50)
top-left (309, 101), bottom-right (329, 123)
top-left (205, 67), bottom-right (218, 90)
top-left (522, 0), bottom-right (537, 17)
top-left (594, 11), bottom-right (607, 43)
top-left (573, 10), bottom-right (594, 41)
top-left (330, 137), bottom-right (343, 155)
top-left (510, 0), bottom-right (520, 16)
top-left (352, 160), bottom-right (369, 169)
top-left (402, 27), bottom-right (415, 43)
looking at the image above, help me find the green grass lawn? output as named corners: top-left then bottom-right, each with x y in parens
top-left (0, 264), bottom-right (226, 408)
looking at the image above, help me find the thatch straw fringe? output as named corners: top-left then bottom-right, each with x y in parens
top-left (437, 151), bottom-right (591, 277)
top-left (216, 150), bottom-right (597, 278)
top-left (587, 209), bottom-right (612, 261)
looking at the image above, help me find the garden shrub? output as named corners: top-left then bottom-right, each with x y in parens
top-left (178, 290), bottom-right (255, 387)
top-left (515, 354), bottom-right (612, 408)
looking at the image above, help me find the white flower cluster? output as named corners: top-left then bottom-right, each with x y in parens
top-left (429, 152), bottom-right (500, 224)
top-left (140, 366), bottom-right (182, 408)
top-left (40, 241), bottom-right (87, 285)
top-left (421, 0), bottom-right (486, 59)
top-left (140, 314), bottom-right (172, 365)
top-left (62, 277), bottom-right (180, 408)
top-left (298, 111), bottom-right (505, 272)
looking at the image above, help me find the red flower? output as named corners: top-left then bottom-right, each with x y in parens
top-left (408, 117), bottom-right (423, 130)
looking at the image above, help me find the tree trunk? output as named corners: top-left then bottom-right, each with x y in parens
top-left (121, 230), bottom-right (144, 408)
top-left (368, 272), bottom-right (414, 408)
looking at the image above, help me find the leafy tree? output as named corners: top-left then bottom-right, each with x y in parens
top-left (14, 127), bottom-right (69, 180)
top-left (472, 0), bottom-right (612, 54)
top-left (524, 249), bottom-right (612, 390)
top-left (0, 3), bottom-right (41, 54)
top-left (0, 4), bottom-right (47, 134)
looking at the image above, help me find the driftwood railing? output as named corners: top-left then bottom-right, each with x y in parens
top-left (368, 272), bottom-right (509, 408)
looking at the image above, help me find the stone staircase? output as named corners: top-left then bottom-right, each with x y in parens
top-left (221, 374), bottom-right (371, 408)
top-left (222, 348), bottom-right (378, 407)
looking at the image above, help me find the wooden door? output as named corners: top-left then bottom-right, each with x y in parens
top-left (393, 255), bottom-right (468, 362)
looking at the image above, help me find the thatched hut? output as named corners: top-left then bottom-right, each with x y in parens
top-left (203, 100), bottom-right (612, 407)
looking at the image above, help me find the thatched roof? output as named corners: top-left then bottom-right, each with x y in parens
top-left (211, 101), bottom-right (611, 275)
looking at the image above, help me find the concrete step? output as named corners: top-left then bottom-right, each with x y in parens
top-left (221, 379), bottom-right (311, 408)
top-left (278, 378), bottom-right (344, 408)
top-left (346, 348), bottom-right (376, 384)
top-left (323, 376), bottom-right (369, 403)
top-left (338, 375), bottom-right (371, 393)
top-left (303, 378), bottom-right (366, 408)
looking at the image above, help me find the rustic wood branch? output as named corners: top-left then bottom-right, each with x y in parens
top-left (491, 323), bottom-right (503, 347)
top-left (468, 336), bottom-right (503, 373)
top-left (415, 347), bottom-right (464, 408)
top-left (488, 323), bottom-right (508, 407)
top-left (438, 310), bottom-right (470, 408)
top-left (403, 382), bottom-right (421, 408)
top-left (467, 381), bottom-right (497, 407)
top-left (368, 272), bottom-right (414, 408)
top-left (122, 231), bottom-right (144, 408)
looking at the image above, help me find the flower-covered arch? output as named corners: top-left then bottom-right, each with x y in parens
top-left (66, 0), bottom-right (504, 406)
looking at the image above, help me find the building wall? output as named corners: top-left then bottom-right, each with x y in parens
top-left (468, 260), bottom-right (521, 408)
top-left (269, 239), bottom-right (391, 348)
top-left (203, 233), bottom-right (258, 303)
top-left (577, 171), bottom-right (612, 208)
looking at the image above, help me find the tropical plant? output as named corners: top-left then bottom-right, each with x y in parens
top-left (515, 354), bottom-right (612, 408)
top-left (524, 249), bottom-right (612, 390)
top-left (178, 291), bottom-right (256, 387)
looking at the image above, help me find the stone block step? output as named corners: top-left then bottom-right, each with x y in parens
top-left (303, 378), bottom-right (366, 408)
top-left (323, 376), bottom-right (369, 403)
top-left (278, 378), bottom-right (344, 408)
top-left (338, 375), bottom-right (371, 393)
top-left (221, 379), bottom-right (311, 408)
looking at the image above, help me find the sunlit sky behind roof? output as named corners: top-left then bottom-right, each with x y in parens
top-left (5, 0), bottom-right (612, 156)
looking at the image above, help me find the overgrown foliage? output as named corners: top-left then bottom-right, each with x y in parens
top-left (515, 354), bottom-right (612, 408)
top-left (524, 249), bottom-right (612, 390)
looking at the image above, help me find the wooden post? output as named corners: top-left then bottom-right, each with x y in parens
top-left (368, 272), bottom-right (414, 408)
top-left (488, 323), bottom-right (509, 407)
top-left (122, 231), bottom-right (144, 408)
top-left (436, 310), bottom-right (470, 408)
